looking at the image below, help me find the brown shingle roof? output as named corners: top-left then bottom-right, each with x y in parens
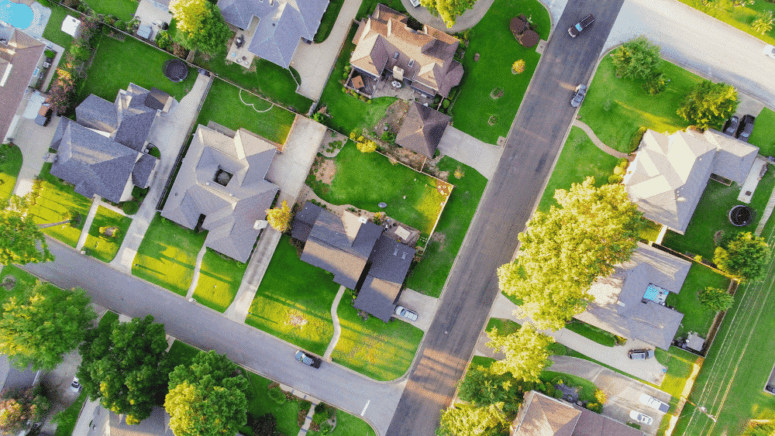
top-left (396, 102), bottom-right (450, 157)
top-left (0, 30), bottom-right (44, 142)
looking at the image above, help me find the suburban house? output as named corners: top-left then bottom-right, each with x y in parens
top-left (575, 242), bottom-right (692, 350)
top-left (216, 0), bottom-right (329, 69)
top-left (511, 391), bottom-right (644, 436)
top-left (0, 355), bottom-right (41, 393)
top-left (96, 406), bottom-right (173, 436)
top-left (161, 124), bottom-right (279, 263)
top-left (49, 84), bottom-right (172, 203)
top-left (624, 128), bottom-right (759, 234)
top-left (348, 4), bottom-right (464, 99)
top-left (0, 28), bottom-right (46, 144)
top-left (292, 202), bottom-right (415, 322)
top-left (396, 101), bottom-right (450, 158)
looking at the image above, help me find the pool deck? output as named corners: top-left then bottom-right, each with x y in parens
top-left (0, 1), bottom-right (50, 39)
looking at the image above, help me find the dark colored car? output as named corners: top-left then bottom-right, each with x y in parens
top-left (722, 115), bottom-right (739, 137)
top-left (628, 348), bottom-right (654, 360)
top-left (737, 114), bottom-right (755, 142)
top-left (571, 84), bottom-right (587, 108)
top-left (295, 350), bottom-right (321, 368)
top-left (568, 14), bottom-right (595, 38)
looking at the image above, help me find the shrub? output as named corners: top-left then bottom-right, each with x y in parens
top-left (552, 388), bottom-right (564, 399)
top-left (677, 80), bottom-right (738, 130)
top-left (608, 174), bottom-right (623, 184)
top-left (355, 138), bottom-right (377, 153)
top-left (122, 200), bottom-right (139, 215)
top-left (512, 59), bottom-right (526, 74)
top-left (629, 126), bottom-right (647, 152)
top-left (381, 131), bottom-right (396, 143)
top-left (267, 387), bottom-right (286, 404)
top-left (44, 49), bottom-right (56, 58)
top-left (611, 36), bottom-right (662, 80)
top-left (545, 382), bottom-right (555, 397)
top-left (697, 286), bottom-right (735, 312)
top-left (442, 99), bottom-right (451, 109)
top-left (114, 20), bottom-right (126, 30)
top-left (586, 402), bottom-right (603, 413)
top-left (252, 413), bottom-right (277, 436)
top-left (753, 11), bottom-right (774, 35)
top-left (318, 422), bottom-right (334, 434)
top-left (594, 389), bottom-right (607, 404)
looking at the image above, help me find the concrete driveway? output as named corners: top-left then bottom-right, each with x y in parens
top-left (437, 127), bottom-right (503, 179)
top-left (265, 116), bottom-right (327, 200)
top-left (399, 0), bottom-right (495, 33)
top-left (395, 288), bottom-right (439, 332)
top-left (12, 116), bottom-right (61, 197)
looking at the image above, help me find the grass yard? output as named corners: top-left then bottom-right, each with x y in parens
top-left (332, 292), bottom-right (424, 381)
top-left (192, 249), bottom-right (247, 313)
top-left (676, 0), bottom-right (775, 46)
top-left (131, 213), bottom-right (207, 296)
top-left (28, 163), bottom-right (92, 248)
top-left (405, 158), bottom-right (487, 296)
top-left (449, 0), bottom-right (550, 144)
top-left (749, 107), bottom-right (775, 157)
top-left (536, 127), bottom-right (621, 212)
top-left (656, 346), bottom-right (702, 400)
top-left (43, 6), bottom-right (76, 50)
top-left (82, 0), bottom-right (137, 21)
top-left (314, 0), bottom-right (345, 43)
top-left (580, 56), bottom-right (704, 153)
top-left (540, 371), bottom-right (600, 403)
top-left (486, 318), bottom-right (521, 336)
top-left (0, 266), bottom-right (41, 308)
top-left (82, 206), bottom-right (132, 262)
top-left (356, 0), bottom-right (406, 19)
top-left (0, 144), bottom-right (23, 203)
top-left (53, 391), bottom-right (86, 436)
top-left (662, 166), bottom-right (775, 260)
top-left (167, 340), bottom-right (202, 369)
top-left (564, 320), bottom-right (617, 347)
top-left (79, 33), bottom-right (196, 103)
top-left (666, 263), bottom-right (731, 339)
top-left (196, 79), bottom-right (296, 145)
top-left (309, 141), bottom-right (448, 236)
top-left (307, 410), bottom-right (376, 436)
top-left (245, 236), bottom-right (339, 356)
top-left (641, 220), bottom-right (663, 243)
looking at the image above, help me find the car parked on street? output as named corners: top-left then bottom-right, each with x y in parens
top-left (722, 115), bottom-right (739, 137)
top-left (295, 350), bottom-right (321, 368)
top-left (395, 305), bottom-right (418, 321)
top-left (639, 393), bottom-right (669, 412)
top-left (568, 14), bottom-right (594, 38)
top-left (628, 348), bottom-right (654, 360)
top-left (737, 114), bottom-right (755, 142)
top-left (629, 410), bottom-right (654, 426)
top-left (764, 45), bottom-right (775, 60)
top-left (571, 84), bottom-right (587, 108)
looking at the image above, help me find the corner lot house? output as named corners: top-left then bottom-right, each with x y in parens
top-left (49, 84), bottom-right (171, 203)
top-left (396, 101), bottom-right (450, 158)
top-left (0, 29), bottom-right (46, 144)
top-left (576, 243), bottom-right (691, 350)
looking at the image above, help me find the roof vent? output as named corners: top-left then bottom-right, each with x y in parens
top-left (401, 252), bottom-right (407, 259)
top-left (408, 59), bottom-right (415, 67)
top-left (393, 52), bottom-right (399, 59)
top-left (393, 247), bottom-right (398, 256)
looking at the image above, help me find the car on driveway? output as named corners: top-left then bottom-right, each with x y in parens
top-left (639, 393), bottom-right (669, 412)
top-left (70, 376), bottom-right (82, 393)
top-left (722, 116), bottom-right (739, 137)
top-left (628, 348), bottom-right (654, 360)
top-left (764, 45), bottom-right (775, 60)
top-left (571, 84), bottom-right (587, 108)
top-left (629, 410), bottom-right (654, 426)
top-left (568, 14), bottom-right (594, 38)
top-left (737, 114), bottom-right (755, 142)
top-left (409, 0), bottom-right (420, 7)
top-left (295, 350), bottom-right (321, 368)
top-left (395, 305), bottom-right (418, 321)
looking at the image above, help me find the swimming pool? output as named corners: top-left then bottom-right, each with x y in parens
top-left (643, 284), bottom-right (669, 305)
top-left (0, 0), bottom-right (34, 30)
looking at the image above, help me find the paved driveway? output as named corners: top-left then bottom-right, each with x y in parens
top-left (395, 289), bottom-right (440, 332)
top-left (437, 127), bottom-right (503, 179)
top-left (265, 117), bottom-right (327, 200)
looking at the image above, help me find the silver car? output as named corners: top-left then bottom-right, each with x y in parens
top-left (639, 393), bottom-right (669, 413)
top-left (395, 305), bottom-right (418, 321)
top-left (571, 84), bottom-right (587, 108)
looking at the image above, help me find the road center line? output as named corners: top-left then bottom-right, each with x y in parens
top-left (361, 400), bottom-right (371, 416)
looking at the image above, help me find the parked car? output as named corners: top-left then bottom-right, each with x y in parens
top-left (568, 14), bottom-right (595, 38)
top-left (628, 348), bottom-right (654, 360)
top-left (571, 84), bottom-right (587, 108)
top-left (395, 305), bottom-right (418, 321)
top-left (409, 0), bottom-right (421, 7)
top-left (722, 115), bottom-right (739, 137)
top-left (629, 410), bottom-right (654, 426)
top-left (764, 44), bottom-right (775, 60)
top-left (766, 385), bottom-right (775, 394)
top-left (737, 114), bottom-right (755, 142)
top-left (70, 376), bottom-right (82, 393)
top-left (639, 393), bottom-right (669, 412)
top-left (295, 350), bottom-right (322, 368)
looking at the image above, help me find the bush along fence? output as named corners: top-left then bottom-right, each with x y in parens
top-left (48, 13), bottom-right (101, 115)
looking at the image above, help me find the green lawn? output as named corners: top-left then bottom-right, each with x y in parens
top-left (308, 141), bottom-right (447, 236)
top-left (82, 0), bottom-right (138, 21)
top-left (656, 346), bottom-right (702, 399)
top-left (192, 248), bottom-right (247, 313)
top-left (332, 292), bottom-right (424, 381)
top-left (28, 163), bottom-right (93, 248)
top-left (405, 158), bottom-right (487, 297)
top-left (307, 410), bottom-right (376, 436)
top-left (666, 263), bottom-right (730, 339)
top-left (43, 6), bottom-right (76, 50)
top-left (245, 236), bottom-right (339, 356)
top-left (641, 220), bottom-right (663, 243)
top-left (356, 0), bottom-right (406, 19)
top-left (167, 340), bottom-right (202, 369)
top-left (131, 213), bottom-right (207, 296)
top-left (564, 320), bottom-right (616, 347)
top-left (0, 144), bottom-right (23, 203)
top-left (579, 56), bottom-right (704, 153)
top-left (486, 317), bottom-right (521, 336)
top-left (0, 266), bottom-right (40, 307)
top-left (53, 391), bottom-right (86, 436)
top-left (314, 0), bottom-right (345, 43)
top-left (540, 370), bottom-right (600, 403)
top-left (536, 127), bottom-right (621, 212)
top-left (750, 107), bottom-right (775, 157)
top-left (662, 167), bottom-right (775, 260)
top-left (449, 0), bottom-right (550, 144)
top-left (676, 0), bottom-right (775, 47)
top-left (196, 79), bottom-right (296, 145)
top-left (79, 34), bottom-right (197, 103)
top-left (82, 206), bottom-right (132, 262)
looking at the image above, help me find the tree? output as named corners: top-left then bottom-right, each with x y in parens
top-left (498, 178), bottom-right (645, 329)
top-left (677, 80), bottom-right (738, 130)
top-left (753, 11), bottom-right (774, 35)
top-left (436, 403), bottom-right (507, 436)
top-left (0, 386), bottom-right (50, 434)
top-left (713, 232), bottom-right (771, 282)
top-left (420, 0), bottom-right (477, 28)
top-left (610, 36), bottom-right (662, 80)
top-left (697, 286), bottom-right (735, 312)
top-left (266, 201), bottom-right (292, 233)
top-left (252, 413), bottom-right (279, 436)
top-left (78, 315), bottom-right (171, 424)
top-left (170, 0), bottom-right (231, 54)
top-left (0, 283), bottom-right (95, 371)
top-left (165, 351), bottom-right (248, 436)
top-left (457, 365), bottom-right (523, 414)
top-left (486, 323), bottom-right (554, 383)
top-left (0, 195), bottom-right (54, 266)
top-left (742, 422), bottom-right (775, 436)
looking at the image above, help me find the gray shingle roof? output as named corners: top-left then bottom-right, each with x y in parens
top-left (354, 235), bottom-right (415, 321)
top-left (132, 153), bottom-right (158, 188)
top-left (76, 94), bottom-right (118, 133)
top-left (108, 406), bottom-right (173, 436)
top-left (396, 102), bottom-right (450, 157)
top-left (114, 110), bottom-right (156, 152)
top-left (145, 87), bottom-right (171, 111)
top-left (704, 130), bottom-right (759, 184)
top-left (291, 202), bottom-right (323, 242)
top-left (0, 30), bottom-right (45, 143)
top-left (50, 117), bottom-right (70, 151)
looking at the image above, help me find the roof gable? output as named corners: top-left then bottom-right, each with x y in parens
top-left (0, 29), bottom-right (45, 142)
top-left (396, 102), bottom-right (450, 157)
top-left (76, 94), bottom-right (118, 133)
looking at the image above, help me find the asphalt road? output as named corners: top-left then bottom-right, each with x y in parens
top-left (384, 1), bottom-right (626, 434)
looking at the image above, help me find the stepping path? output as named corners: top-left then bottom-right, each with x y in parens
top-left (572, 119), bottom-right (629, 159)
top-left (186, 245), bottom-right (208, 299)
top-left (323, 286), bottom-right (347, 361)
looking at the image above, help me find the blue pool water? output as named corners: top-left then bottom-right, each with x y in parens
top-left (643, 284), bottom-right (668, 303)
top-left (0, 0), bottom-right (34, 30)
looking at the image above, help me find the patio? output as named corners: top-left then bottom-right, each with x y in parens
top-left (346, 70), bottom-right (434, 104)
top-left (133, 0), bottom-right (172, 42)
top-left (225, 17), bottom-right (257, 69)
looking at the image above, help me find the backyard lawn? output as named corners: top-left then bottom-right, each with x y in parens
top-left (749, 107), bottom-right (775, 157)
top-left (245, 236), bottom-right (340, 356)
top-left (405, 158), bottom-right (487, 297)
top-left (0, 144), bottom-right (23, 203)
top-left (314, 0), bottom-right (346, 43)
top-left (580, 56), bottom-right (704, 153)
top-left (82, 206), bottom-right (132, 263)
top-left (192, 248), bottom-right (247, 313)
top-left (131, 213), bottom-right (207, 296)
top-left (332, 293), bottom-right (424, 381)
top-left (309, 141), bottom-right (448, 236)
top-left (676, 0), bottom-right (775, 46)
top-left (81, 0), bottom-right (137, 21)
top-left (196, 79), bottom-right (296, 145)
top-left (43, 6), bottom-right (76, 50)
top-left (666, 263), bottom-right (731, 338)
top-left (449, 0), bottom-right (550, 144)
top-left (28, 163), bottom-right (92, 248)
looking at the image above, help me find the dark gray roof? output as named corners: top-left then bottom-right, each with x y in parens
top-left (354, 235), bottom-right (415, 321)
top-left (145, 88), bottom-right (171, 111)
top-left (114, 110), bottom-right (156, 152)
top-left (396, 102), bottom-right (450, 158)
top-left (132, 153), bottom-right (158, 188)
top-left (1, 367), bottom-right (38, 392)
top-left (76, 94), bottom-right (118, 133)
top-left (50, 117), bottom-right (70, 151)
top-left (291, 202), bottom-right (323, 242)
top-left (108, 406), bottom-right (172, 436)
top-left (354, 276), bottom-right (402, 322)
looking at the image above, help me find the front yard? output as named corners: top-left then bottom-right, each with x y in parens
top-left (0, 144), bottom-right (23, 203)
top-left (28, 163), bottom-right (93, 248)
top-left (191, 249), bottom-right (247, 313)
top-left (749, 107), bottom-right (775, 157)
top-left (666, 263), bottom-right (731, 339)
top-left (82, 206), bottom-right (132, 262)
top-left (0, 265), bottom-right (41, 306)
top-left (677, 0), bottom-right (775, 46)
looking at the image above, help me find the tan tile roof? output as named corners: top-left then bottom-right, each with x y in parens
top-left (0, 29), bottom-right (45, 142)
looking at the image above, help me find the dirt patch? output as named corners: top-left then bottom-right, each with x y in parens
top-left (431, 232), bottom-right (446, 250)
top-left (375, 100), bottom-right (411, 137)
top-left (490, 88), bottom-right (504, 99)
top-left (488, 115), bottom-right (498, 126)
top-left (1, 276), bottom-right (15, 291)
top-left (378, 145), bottom-right (426, 170)
top-left (286, 312), bottom-right (308, 328)
top-left (313, 157), bottom-right (336, 185)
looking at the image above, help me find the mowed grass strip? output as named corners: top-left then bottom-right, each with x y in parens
top-left (132, 213), bottom-right (207, 296)
top-left (82, 0), bottom-right (137, 21)
top-left (666, 263), bottom-right (730, 338)
top-left (307, 409), bottom-right (376, 436)
top-left (83, 206), bottom-right (132, 263)
top-left (28, 163), bottom-right (92, 248)
top-left (245, 236), bottom-right (339, 355)
top-left (749, 107), bottom-right (775, 157)
top-left (0, 144), bottom-right (23, 203)
top-left (192, 248), bottom-right (247, 313)
top-left (332, 294), bottom-right (424, 381)
top-left (0, 266), bottom-right (41, 307)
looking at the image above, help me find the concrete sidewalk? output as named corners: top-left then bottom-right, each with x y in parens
top-left (572, 119), bottom-right (628, 159)
top-left (437, 127), bottom-right (503, 179)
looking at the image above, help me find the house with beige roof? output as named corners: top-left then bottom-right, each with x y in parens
top-left (0, 28), bottom-right (46, 144)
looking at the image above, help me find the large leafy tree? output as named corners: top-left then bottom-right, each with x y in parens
top-left (677, 80), bottom-right (738, 130)
top-left (714, 232), bottom-right (771, 282)
top-left (498, 178), bottom-right (645, 329)
top-left (486, 324), bottom-right (554, 383)
top-left (436, 403), bottom-right (507, 436)
top-left (78, 315), bottom-right (171, 425)
top-left (165, 350), bottom-right (248, 436)
top-left (420, 0), bottom-right (477, 28)
top-left (0, 195), bottom-right (54, 266)
top-left (0, 386), bottom-right (50, 434)
top-left (697, 286), bottom-right (735, 312)
top-left (611, 36), bottom-right (661, 80)
top-left (170, 0), bottom-right (231, 54)
top-left (457, 365), bottom-right (524, 414)
top-left (0, 283), bottom-right (95, 371)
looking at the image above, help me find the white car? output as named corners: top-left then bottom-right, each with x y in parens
top-left (764, 45), bottom-right (775, 60)
top-left (409, 0), bottom-right (420, 7)
top-left (395, 305), bottom-right (418, 321)
top-left (639, 393), bottom-right (669, 413)
top-left (629, 410), bottom-right (653, 426)
top-left (70, 376), bottom-right (82, 393)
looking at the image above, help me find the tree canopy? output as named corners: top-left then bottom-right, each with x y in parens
top-left (498, 178), bottom-right (645, 329)
top-left (266, 200), bottom-right (292, 233)
top-left (419, 0), bottom-right (477, 27)
top-left (0, 283), bottom-right (95, 371)
top-left (714, 232), bottom-right (771, 282)
top-left (165, 351), bottom-right (248, 436)
top-left (436, 403), bottom-right (507, 436)
top-left (697, 286), bottom-right (735, 312)
top-left (0, 386), bottom-right (50, 434)
top-left (170, 0), bottom-right (231, 54)
top-left (78, 315), bottom-right (171, 424)
top-left (0, 195), bottom-right (54, 266)
top-left (610, 36), bottom-right (662, 80)
top-left (486, 324), bottom-right (554, 383)
top-left (677, 80), bottom-right (738, 130)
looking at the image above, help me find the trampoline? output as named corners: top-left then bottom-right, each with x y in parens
top-left (729, 205), bottom-right (754, 227)
top-left (163, 59), bottom-right (189, 83)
